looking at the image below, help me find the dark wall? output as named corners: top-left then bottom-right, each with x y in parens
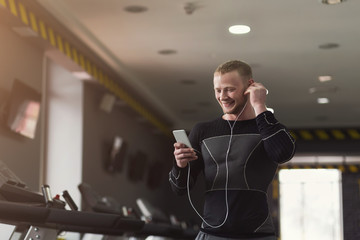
top-left (0, 18), bottom-right (205, 225)
top-left (0, 22), bottom-right (43, 191)
top-left (82, 82), bottom-right (204, 224)
top-left (342, 172), bottom-right (360, 240)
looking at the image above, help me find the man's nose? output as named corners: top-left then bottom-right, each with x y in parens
top-left (220, 91), bottom-right (227, 100)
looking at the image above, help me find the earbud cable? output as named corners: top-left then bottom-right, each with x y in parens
top-left (187, 101), bottom-right (248, 228)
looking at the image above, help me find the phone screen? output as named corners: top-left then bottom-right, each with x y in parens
top-left (172, 130), bottom-right (192, 148)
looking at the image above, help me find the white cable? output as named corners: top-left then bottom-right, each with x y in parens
top-left (186, 101), bottom-right (248, 228)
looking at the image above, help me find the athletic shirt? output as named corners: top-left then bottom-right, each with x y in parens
top-left (169, 111), bottom-right (296, 239)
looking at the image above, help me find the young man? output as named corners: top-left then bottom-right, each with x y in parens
top-left (169, 60), bottom-right (296, 240)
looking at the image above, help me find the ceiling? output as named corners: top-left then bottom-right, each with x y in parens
top-left (35, 0), bottom-right (360, 131)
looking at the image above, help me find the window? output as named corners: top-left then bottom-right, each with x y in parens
top-left (279, 169), bottom-right (343, 240)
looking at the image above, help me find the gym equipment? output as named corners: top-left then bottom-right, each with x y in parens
top-left (0, 162), bottom-right (197, 239)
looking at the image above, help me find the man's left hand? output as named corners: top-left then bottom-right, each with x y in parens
top-left (244, 82), bottom-right (268, 116)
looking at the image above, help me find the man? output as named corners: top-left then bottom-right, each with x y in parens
top-left (169, 60), bottom-right (296, 240)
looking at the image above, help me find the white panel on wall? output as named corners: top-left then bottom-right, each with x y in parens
top-left (44, 57), bottom-right (83, 240)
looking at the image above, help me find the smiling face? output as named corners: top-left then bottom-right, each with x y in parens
top-left (213, 70), bottom-right (249, 116)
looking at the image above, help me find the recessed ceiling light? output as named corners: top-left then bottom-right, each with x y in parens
top-left (184, 2), bottom-right (200, 15)
top-left (321, 0), bottom-right (345, 5)
top-left (317, 98), bottom-right (330, 104)
top-left (158, 49), bottom-right (177, 55)
top-left (229, 25), bottom-right (251, 34)
top-left (72, 71), bottom-right (92, 80)
top-left (318, 75), bottom-right (332, 82)
top-left (319, 43), bottom-right (339, 49)
top-left (124, 5), bottom-right (148, 13)
top-left (180, 79), bottom-right (196, 85)
top-left (309, 86), bottom-right (337, 94)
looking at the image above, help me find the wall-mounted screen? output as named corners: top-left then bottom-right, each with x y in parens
top-left (6, 79), bottom-right (41, 139)
top-left (105, 136), bottom-right (127, 173)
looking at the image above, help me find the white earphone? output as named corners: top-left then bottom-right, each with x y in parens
top-left (186, 100), bottom-right (248, 228)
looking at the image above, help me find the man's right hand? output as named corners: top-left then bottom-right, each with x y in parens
top-left (173, 142), bottom-right (198, 168)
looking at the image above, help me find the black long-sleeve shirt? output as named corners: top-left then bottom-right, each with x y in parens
top-left (169, 111), bottom-right (296, 238)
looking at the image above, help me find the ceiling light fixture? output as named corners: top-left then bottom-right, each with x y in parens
top-left (229, 25), bottom-right (251, 34)
top-left (124, 5), bottom-right (148, 13)
top-left (319, 43), bottom-right (339, 49)
top-left (309, 86), bottom-right (337, 94)
top-left (318, 75), bottom-right (332, 82)
top-left (321, 0), bottom-right (345, 5)
top-left (180, 79), bottom-right (196, 85)
top-left (158, 49), bottom-right (177, 55)
top-left (317, 98), bottom-right (330, 104)
top-left (72, 71), bottom-right (92, 80)
top-left (184, 2), bottom-right (200, 15)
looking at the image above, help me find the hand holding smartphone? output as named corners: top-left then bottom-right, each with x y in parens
top-left (173, 130), bottom-right (197, 168)
top-left (172, 129), bottom-right (192, 148)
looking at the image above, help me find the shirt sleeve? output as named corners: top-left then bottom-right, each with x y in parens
top-left (169, 124), bottom-right (204, 195)
top-left (256, 111), bottom-right (296, 164)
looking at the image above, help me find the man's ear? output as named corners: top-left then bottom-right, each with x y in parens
top-left (248, 79), bottom-right (254, 85)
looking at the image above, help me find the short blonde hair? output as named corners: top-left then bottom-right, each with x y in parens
top-left (215, 60), bottom-right (253, 79)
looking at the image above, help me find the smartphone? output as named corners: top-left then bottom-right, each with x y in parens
top-left (172, 129), bottom-right (192, 148)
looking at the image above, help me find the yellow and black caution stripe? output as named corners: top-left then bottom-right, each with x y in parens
top-left (289, 128), bottom-right (360, 141)
top-left (0, 0), bottom-right (172, 136)
top-left (272, 179), bottom-right (279, 200)
top-left (279, 164), bottom-right (360, 173)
